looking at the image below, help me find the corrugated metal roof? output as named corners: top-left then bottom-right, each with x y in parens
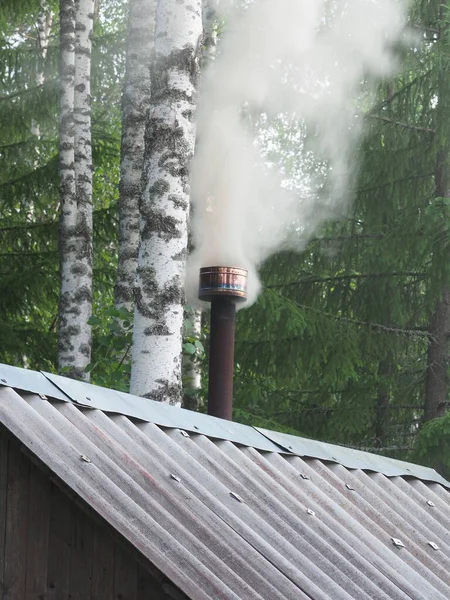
top-left (0, 362), bottom-right (448, 485)
top-left (1, 370), bottom-right (450, 600)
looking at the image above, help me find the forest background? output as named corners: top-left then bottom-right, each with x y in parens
top-left (1, 0), bottom-right (450, 475)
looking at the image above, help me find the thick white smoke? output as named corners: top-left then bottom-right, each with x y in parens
top-left (187, 0), bottom-right (410, 305)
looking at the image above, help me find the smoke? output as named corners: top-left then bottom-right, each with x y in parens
top-left (187, 0), bottom-right (410, 306)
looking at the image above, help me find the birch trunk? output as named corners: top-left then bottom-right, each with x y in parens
top-left (36, 3), bottom-right (53, 84)
top-left (114, 0), bottom-right (155, 314)
top-left (130, 0), bottom-right (203, 401)
top-left (58, 0), bottom-right (94, 380)
top-left (180, 0), bottom-right (218, 409)
top-left (32, 2), bottom-right (53, 139)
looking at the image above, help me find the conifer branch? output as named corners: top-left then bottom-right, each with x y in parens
top-left (268, 271), bottom-right (427, 287)
top-left (0, 251), bottom-right (57, 257)
top-left (0, 79), bottom-right (57, 102)
top-left (368, 71), bottom-right (433, 113)
top-left (366, 114), bottom-right (435, 134)
top-left (241, 302), bottom-right (433, 340)
top-left (357, 172), bottom-right (434, 194)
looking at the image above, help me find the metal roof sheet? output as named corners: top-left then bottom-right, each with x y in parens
top-left (256, 427), bottom-right (450, 486)
top-left (0, 363), bottom-right (448, 485)
top-left (1, 375), bottom-right (450, 600)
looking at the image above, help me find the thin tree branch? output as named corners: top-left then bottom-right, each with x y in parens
top-left (366, 114), bottom-right (435, 134)
top-left (357, 172), bottom-right (434, 194)
top-left (267, 271), bottom-right (427, 287)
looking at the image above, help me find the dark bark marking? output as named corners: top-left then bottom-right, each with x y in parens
top-left (147, 179), bottom-right (170, 199)
top-left (79, 343), bottom-right (91, 357)
top-left (74, 284), bottom-right (93, 304)
top-left (70, 263), bottom-right (88, 276)
top-left (171, 248), bottom-right (186, 261)
top-left (144, 324), bottom-right (170, 336)
top-left (169, 194), bottom-right (188, 210)
top-left (141, 210), bottom-right (181, 240)
top-left (134, 271), bottom-right (183, 322)
top-left (143, 380), bottom-right (182, 403)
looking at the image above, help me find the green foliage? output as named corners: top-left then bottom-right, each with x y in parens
top-left (0, 0), bottom-right (126, 370)
top-left (2, 0), bottom-right (450, 474)
top-left (85, 306), bottom-right (133, 391)
top-left (232, 0), bottom-right (450, 461)
top-left (412, 414), bottom-right (450, 479)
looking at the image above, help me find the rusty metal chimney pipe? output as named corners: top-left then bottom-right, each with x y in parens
top-left (198, 267), bottom-right (248, 420)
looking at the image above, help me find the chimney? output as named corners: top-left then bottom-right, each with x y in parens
top-left (198, 266), bottom-right (248, 420)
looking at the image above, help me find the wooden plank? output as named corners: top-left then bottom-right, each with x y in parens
top-left (113, 546), bottom-right (137, 600)
top-left (0, 432), bottom-right (9, 597)
top-left (90, 525), bottom-right (114, 600)
top-left (68, 505), bottom-right (94, 600)
top-left (47, 483), bottom-right (72, 600)
top-left (136, 564), bottom-right (167, 600)
top-left (25, 463), bottom-right (50, 600)
top-left (4, 442), bottom-right (29, 600)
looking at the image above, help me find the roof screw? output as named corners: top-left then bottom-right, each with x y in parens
top-left (428, 541), bottom-right (440, 551)
top-left (345, 483), bottom-right (355, 491)
top-left (170, 473), bottom-right (181, 482)
top-left (406, 468), bottom-right (411, 472)
top-left (80, 455), bottom-right (92, 463)
top-left (85, 396), bottom-right (91, 402)
top-left (288, 445), bottom-right (293, 450)
top-left (331, 456), bottom-right (337, 461)
top-left (427, 500), bottom-right (435, 507)
top-left (391, 537), bottom-right (405, 548)
top-left (307, 508), bottom-right (316, 516)
top-left (0, 378), bottom-right (6, 383)
top-left (193, 425), bottom-right (199, 430)
top-left (300, 473), bottom-right (310, 480)
top-left (230, 492), bottom-right (243, 503)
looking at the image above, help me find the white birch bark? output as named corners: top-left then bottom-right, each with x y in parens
top-left (31, 3), bottom-right (53, 143)
top-left (181, 0), bottom-right (218, 409)
top-left (36, 2), bottom-right (53, 85)
top-left (130, 0), bottom-right (203, 401)
top-left (114, 0), bottom-right (155, 314)
top-left (58, 0), bottom-right (94, 380)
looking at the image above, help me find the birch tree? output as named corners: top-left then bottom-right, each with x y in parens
top-left (130, 0), bottom-right (203, 401)
top-left (182, 0), bottom-right (218, 409)
top-left (58, 0), bottom-right (95, 380)
top-left (114, 0), bottom-right (155, 314)
top-left (31, 1), bottom-right (53, 140)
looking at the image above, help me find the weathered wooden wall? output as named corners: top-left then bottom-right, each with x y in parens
top-left (0, 427), bottom-right (182, 600)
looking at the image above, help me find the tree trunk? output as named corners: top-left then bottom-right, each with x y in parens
top-left (180, 0), bottom-right (218, 410)
top-left (114, 0), bottom-right (155, 314)
top-left (424, 3), bottom-right (450, 422)
top-left (130, 0), bottom-right (203, 401)
top-left (32, 2), bottom-right (53, 140)
top-left (375, 357), bottom-right (392, 446)
top-left (58, 0), bottom-right (94, 381)
top-left (36, 2), bottom-right (53, 83)
top-left (424, 290), bottom-right (450, 421)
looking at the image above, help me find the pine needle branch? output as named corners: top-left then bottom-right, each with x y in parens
top-left (366, 114), bottom-right (435, 134)
top-left (268, 271), bottom-right (427, 287)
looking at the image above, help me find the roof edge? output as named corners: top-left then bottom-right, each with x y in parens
top-left (0, 362), bottom-right (448, 487)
